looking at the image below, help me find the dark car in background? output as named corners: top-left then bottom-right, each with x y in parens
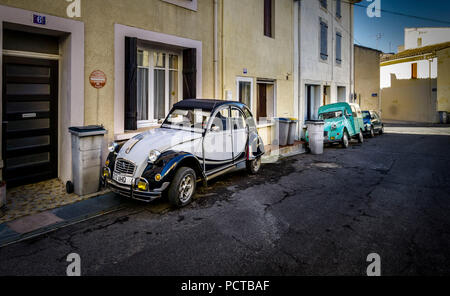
top-left (362, 110), bottom-right (384, 137)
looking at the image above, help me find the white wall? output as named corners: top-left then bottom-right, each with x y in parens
top-left (380, 58), bottom-right (437, 89)
top-left (297, 0), bottom-right (353, 130)
top-left (405, 27), bottom-right (450, 49)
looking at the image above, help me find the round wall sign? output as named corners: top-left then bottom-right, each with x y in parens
top-left (89, 70), bottom-right (107, 89)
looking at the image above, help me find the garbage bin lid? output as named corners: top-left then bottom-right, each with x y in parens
top-left (305, 120), bottom-right (325, 125)
top-left (69, 125), bottom-right (107, 137)
top-left (275, 117), bottom-right (292, 122)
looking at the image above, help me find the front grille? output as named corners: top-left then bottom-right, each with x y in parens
top-left (115, 159), bottom-right (136, 175)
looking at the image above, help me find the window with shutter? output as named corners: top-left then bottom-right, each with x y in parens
top-left (336, 32), bottom-right (342, 64)
top-left (320, 21), bottom-right (328, 60)
top-left (183, 48), bottom-right (197, 99)
top-left (264, 0), bottom-right (274, 38)
top-left (336, 0), bottom-right (341, 18)
top-left (125, 37), bottom-right (138, 130)
top-left (411, 63), bottom-right (418, 79)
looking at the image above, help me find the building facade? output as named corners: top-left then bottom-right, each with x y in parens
top-left (0, 0), bottom-right (298, 189)
top-left (404, 27), bottom-right (450, 50)
top-left (0, 0), bottom-right (216, 187)
top-left (380, 41), bottom-right (450, 123)
top-left (294, 0), bottom-right (357, 137)
top-left (354, 45), bottom-right (381, 112)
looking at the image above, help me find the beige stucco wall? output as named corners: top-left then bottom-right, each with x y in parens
top-left (381, 74), bottom-right (438, 123)
top-left (0, 0), bottom-right (216, 143)
top-left (222, 0), bottom-right (294, 120)
top-left (354, 45), bottom-right (380, 112)
top-left (437, 47), bottom-right (450, 113)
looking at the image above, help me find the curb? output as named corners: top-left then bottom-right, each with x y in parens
top-left (0, 192), bottom-right (126, 248)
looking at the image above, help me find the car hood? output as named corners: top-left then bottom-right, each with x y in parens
top-left (117, 127), bottom-right (202, 166)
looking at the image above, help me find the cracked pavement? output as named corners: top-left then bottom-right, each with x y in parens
top-left (0, 126), bottom-right (449, 275)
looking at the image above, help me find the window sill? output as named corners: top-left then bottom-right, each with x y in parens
top-left (115, 125), bottom-right (160, 141)
top-left (257, 122), bottom-right (275, 129)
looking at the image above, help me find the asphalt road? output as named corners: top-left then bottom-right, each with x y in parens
top-left (0, 124), bottom-right (449, 276)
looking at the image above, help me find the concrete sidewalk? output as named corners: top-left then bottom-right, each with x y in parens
top-left (0, 192), bottom-right (125, 247)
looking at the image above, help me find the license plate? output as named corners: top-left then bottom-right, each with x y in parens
top-left (331, 137), bottom-right (335, 140)
top-left (113, 172), bottom-right (133, 185)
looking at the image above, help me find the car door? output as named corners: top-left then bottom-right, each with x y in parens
top-left (230, 107), bottom-right (248, 162)
top-left (203, 106), bottom-right (234, 172)
top-left (346, 107), bottom-right (357, 136)
top-left (371, 111), bottom-right (381, 131)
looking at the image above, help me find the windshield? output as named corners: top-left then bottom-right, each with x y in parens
top-left (162, 108), bottom-right (211, 132)
top-left (362, 111), bottom-right (371, 119)
top-left (319, 111), bottom-right (343, 120)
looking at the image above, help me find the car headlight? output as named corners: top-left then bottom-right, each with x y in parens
top-left (108, 142), bottom-right (119, 153)
top-left (148, 150), bottom-right (161, 163)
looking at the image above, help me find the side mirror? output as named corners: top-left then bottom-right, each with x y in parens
top-left (211, 125), bottom-right (220, 132)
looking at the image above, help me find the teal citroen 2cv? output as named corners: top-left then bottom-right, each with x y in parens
top-left (306, 102), bottom-right (365, 149)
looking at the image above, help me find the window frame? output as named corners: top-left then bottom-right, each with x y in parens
top-left (136, 46), bottom-right (183, 128)
top-left (236, 76), bottom-right (254, 113)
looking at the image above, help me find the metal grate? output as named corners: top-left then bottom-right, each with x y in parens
top-left (115, 159), bottom-right (136, 175)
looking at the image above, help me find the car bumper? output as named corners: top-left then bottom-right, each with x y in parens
top-left (103, 172), bottom-right (170, 202)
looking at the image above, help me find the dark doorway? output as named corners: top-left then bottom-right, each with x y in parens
top-left (257, 83), bottom-right (267, 120)
top-left (2, 56), bottom-right (59, 187)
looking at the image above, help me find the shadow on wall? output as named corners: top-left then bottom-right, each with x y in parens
top-left (381, 74), bottom-right (438, 123)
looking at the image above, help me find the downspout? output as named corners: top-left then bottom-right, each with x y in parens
top-left (349, 3), bottom-right (354, 102)
top-left (214, 0), bottom-right (219, 99)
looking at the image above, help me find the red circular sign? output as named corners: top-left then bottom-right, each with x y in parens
top-left (89, 70), bottom-right (107, 89)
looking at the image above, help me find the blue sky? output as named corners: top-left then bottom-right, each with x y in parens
top-left (354, 0), bottom-right (450, 53)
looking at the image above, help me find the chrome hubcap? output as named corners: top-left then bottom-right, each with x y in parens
top-left (178, 174), bottom-right (194, 203)
top-left (252, 158), bottom-right (261, 171)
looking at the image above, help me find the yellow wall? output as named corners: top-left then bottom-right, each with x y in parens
top-left (381, 75), bottom-right (438, 123)
top-left (0, 0), bottom-right (216, 142)
top-left (222, 0), bottom-right (294, 119)
top-left (437, 47), bottom-right (450, 113)
top-left (354, 46), bottom-right (381, 112)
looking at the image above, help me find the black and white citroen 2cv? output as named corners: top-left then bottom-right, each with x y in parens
top-left (103, 99), bottom-right (265, 207)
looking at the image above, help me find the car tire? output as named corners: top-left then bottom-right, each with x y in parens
top-left (370, 126), bottom-right (375, 138)
top-left (341, 131), bottom-right (349, 149)
top-left (357, 130), bottom-right (364, 143)
top-left (379, 125), bottom-right (384, 135)
top-left (168, 167), bottom-right (196, 207)
top-left (247, 157), bottom-right (262, 174)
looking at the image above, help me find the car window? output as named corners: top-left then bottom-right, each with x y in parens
top-left (362, 111), bottom-right (371, 119)
top-left (243, 107), bottom-right (257, 129)
top-left (210, 107), bottom-right (231, 131)
top-left (231, 108), bottom-right (246, 130)
top-left (319, 111), bottom-right (343, 120)
top-left (163, 108), bottom-right (210, 131)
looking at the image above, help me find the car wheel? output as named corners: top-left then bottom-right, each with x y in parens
top-left (379, 126), bottom-right (384, 135)
top-left (341, 131), bottom-right (349, 149)
top-left (370, 126), bottom-right (375, 138)
top-left (358, 130), bottom-right (364, 143)
top-left (247, 157), bottom-right (262, 174)
top-left (168, 167), bottom-right (196, 207)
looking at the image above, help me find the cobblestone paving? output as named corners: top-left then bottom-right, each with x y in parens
top-left (0, 179), bottom-right (104, 224)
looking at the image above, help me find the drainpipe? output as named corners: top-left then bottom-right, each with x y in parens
top-left (214, 0), bottom-right (219, 99)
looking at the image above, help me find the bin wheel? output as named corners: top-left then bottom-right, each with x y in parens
top-left (66, 181), bottom-right (74, 194)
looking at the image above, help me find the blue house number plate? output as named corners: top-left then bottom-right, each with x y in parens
top-left (33, 14), bottom-right (47, 25)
